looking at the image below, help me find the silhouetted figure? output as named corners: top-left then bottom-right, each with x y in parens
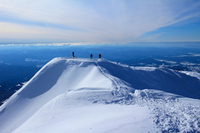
top-left (90, 54), bottom-right (93, 59)
top-left (72, 52), bottom-right (75, 57)
top-left (99, 54), bottom-right (102, 59)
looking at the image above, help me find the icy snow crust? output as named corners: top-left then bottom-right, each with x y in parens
top-left (0, 58), bottom-right (200, 133)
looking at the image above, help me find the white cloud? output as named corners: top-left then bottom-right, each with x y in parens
top-left (177, 53), bottom-right (200, 57)
top-left (180, 62), bottom-right (196, 66)
top-left (155, 59), bottom-right (177, 64)
top-left (25, 58), bottom-right (47, 62)
top-left (0, 0), bottom-right (200, 42)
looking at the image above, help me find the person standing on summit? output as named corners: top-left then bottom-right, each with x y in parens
top-left (99, 54), bottom-right (102, 59)
top-left (72, 52), bottom-right (75, 57)
top-left (90, 54), bottom-right (93, 59)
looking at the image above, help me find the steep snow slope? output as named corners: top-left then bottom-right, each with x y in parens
top-left (0, 58), bottom-right (200, 133)
top-left (97, 60), bottom-right (200, 99)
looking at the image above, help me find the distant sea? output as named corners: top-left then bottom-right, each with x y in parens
top-left (0, 42), bottom-right (200, 104)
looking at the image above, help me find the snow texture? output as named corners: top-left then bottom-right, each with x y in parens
top-left (0, 58), bottom-right (200, 133)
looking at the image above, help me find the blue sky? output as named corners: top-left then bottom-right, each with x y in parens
top-left (0, 0), bottom-right (200, 43)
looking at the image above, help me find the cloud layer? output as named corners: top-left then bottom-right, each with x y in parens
top-left (0, 0), bottom-right (200, 42)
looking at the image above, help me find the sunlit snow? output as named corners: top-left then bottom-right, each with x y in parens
top-left (0, 58), bottom-right (200, 132)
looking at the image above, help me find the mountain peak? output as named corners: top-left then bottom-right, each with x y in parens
top-left (1, 58), bottom-right (200, 132)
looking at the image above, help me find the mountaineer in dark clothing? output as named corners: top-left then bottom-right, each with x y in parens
top-left (90, 54), bottom-right (93, 59)
top-left (99, 54), bottom-right (102, 59)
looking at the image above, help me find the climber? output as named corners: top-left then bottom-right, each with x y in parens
top-left (99, 54), bottom-right (102, 59)
top-left (90, 54), bottom-right (93, 59)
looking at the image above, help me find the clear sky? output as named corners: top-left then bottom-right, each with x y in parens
top-left (0, 0), bottom-right (200, 43)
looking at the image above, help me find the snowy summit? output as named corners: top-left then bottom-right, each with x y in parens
top-left (0, 58), bottom-right (200, 132)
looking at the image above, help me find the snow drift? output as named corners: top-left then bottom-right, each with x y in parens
top-left (0, 58), bottom-right (200, 133)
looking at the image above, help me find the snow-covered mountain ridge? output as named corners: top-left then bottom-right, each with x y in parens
top-left (0, 58), bottom-right (200, 132)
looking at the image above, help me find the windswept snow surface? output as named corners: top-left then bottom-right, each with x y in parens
top-left (0, 58), bottom-right (200, 133)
